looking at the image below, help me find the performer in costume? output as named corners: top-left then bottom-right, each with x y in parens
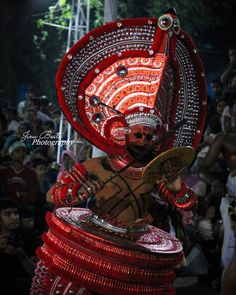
top-left (31, 9), bottom-right (207, 295)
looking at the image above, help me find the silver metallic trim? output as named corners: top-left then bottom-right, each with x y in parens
top-left (90, 214), bottom-right (147, 234)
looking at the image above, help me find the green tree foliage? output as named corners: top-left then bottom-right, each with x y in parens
top-left (32, 0), bottom-right (236, 101)
top-left (148, 0), bottom-right (214, 33)
top-left (142, 0), bottom-right (235, 49)
top-left (34, 0), bottom-right (104, 55)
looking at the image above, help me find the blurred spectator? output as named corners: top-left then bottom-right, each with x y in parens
top-left (31, 158), bottom-right (53, 235)
top-left (221, 253), bottom-right (236, 295)
top-left (199, 127), bottom-right (236, 272)
top-left (228, 74), bottom-right (236, 94)
top-left (209, 79), bottom-right (224, 103)
top-left (47, 161), bottom-right (59, 186)
top-left (0, 141), bottom-right (38, 210)
top-left (38, 95), bottom-right (52, 117)
top-left (203, 98), bottom-right (226, 143)
top-left (0, 88), bottom-right (8, 111)
top-left (78, 139), bottom-right (92, 162)
top-left (30, 148), bottom-right (48, 162)
top-left (19, 206), bottom-right (42, 257)
top-left (42, 120), bottom-right (55, 133)
top-left (0, 198), bottom-right (36, 294)
top-left (0, 113), bottom-right (9, 156)
top-left (25, 108), bottom-right (43, 136)
top-left (37, 120), bottom-right (57, 163)
top-left (17, 86), bottom-right (37, 119)
top-left (196, 191), bottom-right (223, 288)
top-left (48, 102), bottom-right (55, 115)
top-left (221, 45), bottom-right (236, 90)
top-left (51, 108), bottom-right (61, 131)
top-left (57, 149), bottom-right (76, 180)
top-left (29, 97), bottom-right (53, 123)
top-left (5, 106), bottom-right (19, 133)
top-left (205, 96), bottom-right (216, 129)
top-left (222, 93), bottom-right (236, 132)
top-left (3, 121), bottom-right (32, 155)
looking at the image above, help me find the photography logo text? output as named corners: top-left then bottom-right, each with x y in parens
top-left (21, 130), bottom-right (74, 147)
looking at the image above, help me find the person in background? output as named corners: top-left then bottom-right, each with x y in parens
top-left (37, 120), bottom-right (57, 163)
top-left (25, 107), bottom-right (43, 136)
top-left (196, 190), bottom-right (223, 289)
top-left (5, 106), bottom-right (19, 133)
top-left (227, 74), bottom-right (236, 95)
top-left (0, 113), bottom-right (8, 157)
top-left (199, 126), bottom-right (236, 287)
top-left (0, 198), bottom-right (36, 294)
top-left (51, 108), bottom-right (61, 131)
top-left (0, 141), bottom-right (38, 211)
top-left (57, 149), bottom-right (76, 180)
top-left (17, 86), bottom-right (37, 119)
top-left (29, 97), bottom-right (53, 124)
top-left (19, 206), bottom-right (42, 258)
top-left (209, 79), bottom-right (224, 103)
top-left (31, 158), bottom-right (53, 235)
top-left (221, 254), bottom-right (236, 295)
top-left (30, 148), bottom-right (48, 162)
top-left (3, 121), bottom-right (32, 155)
top-left (221, 45), bottom-right (236, 91)
top-left (203, 98), bottom-right (226, 143)
top-left (222, 93), bottom-right (236, 132)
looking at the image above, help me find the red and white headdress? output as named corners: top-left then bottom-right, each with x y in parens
top-left (56, 10), bottom-right (207, 155)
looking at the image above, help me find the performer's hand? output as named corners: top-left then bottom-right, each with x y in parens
top-left (164, 175), bottom-right (183, 193)
top-left (78, 179), bottom-right (105, 198)
top-left (156, 157), bottom-right (183, 184)
top-left (88, 179), bottom-right (105, 196)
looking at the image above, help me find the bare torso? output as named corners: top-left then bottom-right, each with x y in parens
top-left (202, 130), bottom-right (236, 174)
top-left (220, 131), bottom-right (236, 172)
top-left (83, 157), bottom-right (154, 223)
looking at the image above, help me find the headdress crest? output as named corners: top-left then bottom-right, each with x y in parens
top-left (56, 11), bottom-right (207, 155)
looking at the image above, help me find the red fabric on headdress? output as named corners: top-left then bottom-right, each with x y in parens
top-left (56, 14), bottom-right (207, 155)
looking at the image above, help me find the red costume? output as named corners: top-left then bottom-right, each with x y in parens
top-left (31, 9), bottom-right (206, 295)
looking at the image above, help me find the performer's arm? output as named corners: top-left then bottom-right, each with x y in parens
top-left (155, 158), bottom-right (197, 210)
top-left (47, 162), bottom-right (101, 207)
top-left (157, 176), bottom-right (197, 210)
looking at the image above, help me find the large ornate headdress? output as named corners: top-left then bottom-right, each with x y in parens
top-left (56, 9), bottom-right (207, 155)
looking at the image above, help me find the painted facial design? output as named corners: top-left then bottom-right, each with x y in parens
top-left (128, 125), bottom-right (156, 147)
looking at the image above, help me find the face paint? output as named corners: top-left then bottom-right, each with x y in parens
top-left (127, 125), bottom-right (156, 148)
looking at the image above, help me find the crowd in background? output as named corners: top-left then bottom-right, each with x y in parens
top-left (0, 45), bottom-right (236, 294)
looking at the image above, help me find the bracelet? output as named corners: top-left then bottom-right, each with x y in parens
top-left (65, 184), bottom-right (73, 205)
top-left (175, 183), bottom-right (187, 198)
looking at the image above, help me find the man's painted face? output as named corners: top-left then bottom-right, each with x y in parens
top-left (127, 125), bottom-right (156, 151)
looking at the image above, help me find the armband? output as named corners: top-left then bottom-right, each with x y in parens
top-left (158, 182), bottom-right (197, 209)
top-left (52, 162), bottom-right (89, 207)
